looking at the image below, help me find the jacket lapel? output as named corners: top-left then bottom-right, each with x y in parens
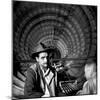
top-left (37, 64), bottom-right (45, 93)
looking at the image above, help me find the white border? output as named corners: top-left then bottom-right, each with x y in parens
top-left (16, 0), bottom-right (98, 6)
top-left (0, 0), bottom-right (99, 100)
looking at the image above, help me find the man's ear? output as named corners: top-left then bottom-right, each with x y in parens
top-left (36, 57), bottom-right (39, 62)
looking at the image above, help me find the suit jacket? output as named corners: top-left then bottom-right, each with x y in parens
top-left (24, 63), bottom-right (57, 98)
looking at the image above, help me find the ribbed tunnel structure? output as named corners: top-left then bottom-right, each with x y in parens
top-left (13, 1), bottom-right (97, 97)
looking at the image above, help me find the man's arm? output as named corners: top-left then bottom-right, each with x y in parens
top-left (24, 68), bottom-right (43, 98)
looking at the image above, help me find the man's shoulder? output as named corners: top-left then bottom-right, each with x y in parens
top-left (26, 63), bottom-right (39, 76)
top-left (25, 63), bottom-right (39, 80)
top-left (30, 63), bottom-right (38, 71)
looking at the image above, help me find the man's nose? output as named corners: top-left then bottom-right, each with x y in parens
top-left (44, 58), bottom-right (47, 62)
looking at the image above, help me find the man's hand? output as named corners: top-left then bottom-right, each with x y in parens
top-left (76, 90), bottom-right (83, 95)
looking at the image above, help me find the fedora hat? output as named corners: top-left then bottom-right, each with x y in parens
top-left (31, 42), bottom-right (52, 59)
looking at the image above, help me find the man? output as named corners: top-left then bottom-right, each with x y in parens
top-left (24, 43), bottom-right (57, 98)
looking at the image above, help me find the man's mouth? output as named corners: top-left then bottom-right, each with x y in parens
top-left (43, 63), bottom-right (47, 66)
top-left (44, 63), bottom-right (47, 65)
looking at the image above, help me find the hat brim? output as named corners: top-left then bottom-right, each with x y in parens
top-left (31, 48), bottom-right (52, 59)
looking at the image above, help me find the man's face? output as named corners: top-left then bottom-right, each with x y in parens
top-left (36, 52), bottom-right (48, 68)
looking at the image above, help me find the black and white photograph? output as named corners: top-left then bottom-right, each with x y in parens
top-left (12, 0), bottom-right (97, 99)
